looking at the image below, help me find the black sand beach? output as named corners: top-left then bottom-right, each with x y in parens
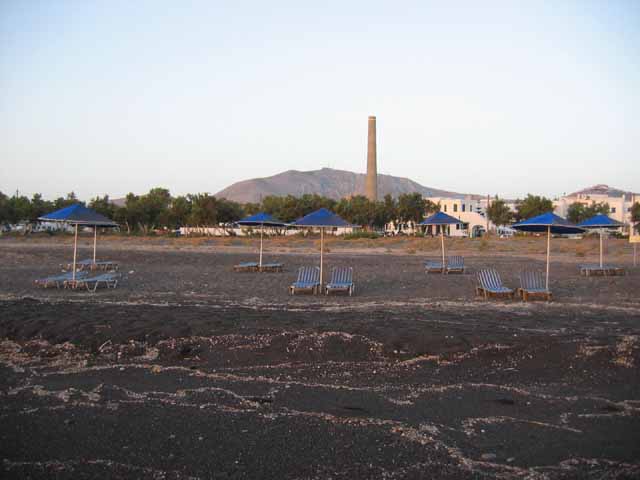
top-left (1, 238), bottom-right (639, 478)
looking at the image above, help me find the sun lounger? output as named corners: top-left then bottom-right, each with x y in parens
top-left (234, 262), bottom-right (259, 272)
top-left (518, 270), bottom-right (552, 301)
top-left (476, 268), bottom-right (515, 300)
top-left (34, 271), bottom-right (88, 289)
top-left (66, 272), bottom-right (120, 292)
top-left (579, 264), bottom-right (626, 277)
top-left (259, 263), bottom-right (284, 272)
top-left (289, 266), bottom-right (320, 295)
top-left (425, 260), bottom-right (444, 274)
top-left (325, 267), bottom-right (354, 296)
top-left (446, 256), bottom-right (465, 274)
top-left (64, 259), bottom-right (119, 271)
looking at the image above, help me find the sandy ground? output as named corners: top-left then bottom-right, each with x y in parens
top-left (1, 235), bottom-right (639, 479)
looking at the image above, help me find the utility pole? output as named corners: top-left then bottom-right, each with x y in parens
top-left (486, 194), bottom-right (490, 234)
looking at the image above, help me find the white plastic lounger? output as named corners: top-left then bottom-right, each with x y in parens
top-left (476, 268), bottom-right (515, 300)
top-left (289, 266), bottom-right (320, 295)
top-left (518, 270), bottom-right (552, 301)
top-left (325, 267), bottom-right (354, 296)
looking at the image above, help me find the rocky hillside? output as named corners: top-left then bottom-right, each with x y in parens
top-left (215, 168), bottom-right (473, 203)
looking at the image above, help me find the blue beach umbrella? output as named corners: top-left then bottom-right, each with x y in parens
top-left (293, 208), bottom-right (353, 287)
top-left (419, 211), bottom-right (463, 271)
top-left (236, 212), bottom-right (287, 268)
top-left (39, 204), bottom-right (117, 281)
top-left (577, 214), bottom-right (623, 269)
top-left (512, 212), bottom-right (584, 290)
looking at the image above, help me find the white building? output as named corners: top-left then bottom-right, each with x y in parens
top-left (426, 195), bottom-right (492, 237)
top-left (553, 185), bottom-right (638, 228)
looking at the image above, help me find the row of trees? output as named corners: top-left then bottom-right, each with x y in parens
top-left (3, 188), bottom-right (639, 233)
top-left (486, 195), bottom-right (555, 227)
top-left (0, 189), bottom-right (439, 232)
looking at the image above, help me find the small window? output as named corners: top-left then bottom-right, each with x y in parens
top-left (453, 204), bottom-right (458, 212)
top-left (444, 205), bottom-right (447, 212)
top-left (628, 207), bottom-right (631, 212)
top-left (462, 204), bottom-right (466, 212)
top-left (611, 207), bottom-right (616, 213)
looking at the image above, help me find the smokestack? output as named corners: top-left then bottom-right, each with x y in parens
top-left (365, 115), bottom-right (378, 201)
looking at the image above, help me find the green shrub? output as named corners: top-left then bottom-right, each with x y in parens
top-left (343, 231), bottom-right (381, 240)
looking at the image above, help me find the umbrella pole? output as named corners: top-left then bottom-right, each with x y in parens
top-left (599, 230), bottom-right (603, 269)
top-left (93, 226), bottom-right (97, 265)
top-left (72, 224), bottom-right (78, 282)
top-left (320, 228), bottom-right (324, 292)
top-left (259, 225), bottom-right (264, 268)
top-left (441, 228), bottom-right (445, 274)
top-left (546, 225), bottom-right (551, 291)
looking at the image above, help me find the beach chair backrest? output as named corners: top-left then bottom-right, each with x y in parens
top-left (331, 267), bottom-right (353, 285)
top-left (520, 270), bottom-right (544, 290)
top-left (448, 256), bottom-right (463, 268)
top-left (297, 266), bottom-right (320, 284)
top-left (478, 268), bottom-right (502, 290)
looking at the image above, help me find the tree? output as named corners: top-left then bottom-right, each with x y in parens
top-left (486, 197), bottom-right (513, 227)
top-left (566, 201), bottom-right (609, 224)
top-left (0, 191), bottom-right (9, 225)
top-left (168, 196), bottom-right (192, 227)
top-left (89, 195), bottom-right (117, 220)
top-left (515, 194), bottom-right (553, 221)
top-left (630, 202), bottom-right (640, 224)
top-left (397, 193), bottom-right (426, 223)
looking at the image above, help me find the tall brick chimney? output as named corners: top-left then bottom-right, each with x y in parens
top-left (365, 115), bottom-right (378, 201)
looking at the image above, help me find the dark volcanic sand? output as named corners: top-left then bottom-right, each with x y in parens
top-left (1, 241), bottom-right (639, 479)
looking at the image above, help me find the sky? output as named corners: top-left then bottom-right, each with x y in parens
top-left (1, 0), bottom-right (639, 201)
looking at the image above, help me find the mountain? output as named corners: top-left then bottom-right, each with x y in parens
top-left (215, 168), bottom-right (475, 203)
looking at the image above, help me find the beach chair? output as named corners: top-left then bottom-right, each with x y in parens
top-left (518, 270), bottom-right (552, 301)
top-left (65, 259), bottom-right (119, 272)
top-left (425, 260), bottom-right (444, 274)
top-left (579, 264), bottom-right (625, 277)
top-left (259, 263), bottom-right (284, 273)
top-left (446, 256), bottom-right (465, 274)
top-left (234, 262), bottom-right (259, 272)
top-left (289, 266), bottom-right (320, 295)
top-left (67, 272), bottom-right (120, 292)
top-left (34, 271), bottom-right (87, 289)
top-left (325, 267), bottom-right (354, 296)
top-left (476, 268), bottom-right (515, 300)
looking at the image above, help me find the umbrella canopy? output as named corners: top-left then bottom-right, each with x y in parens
top-left (236, 212), bottom-right (286, 268)
top-left (39, 204), bottom-right (117, 227)
top-left (513, 212), bottom-right (584, 290)
top-left (577, 214), bottom-right (623, 229)
top-left (577, 214), bottom-right (624, 269)
top-left (512, 212), bottom-right (583, 235)
top-left (39, 205), bottom-right (118, 281)
top-left (419, 211), bottom-right (463, 273)
top-left (293, 208), bottom-right (351, 228)
top-left (293, 208), bottom-right (353, 288)
top-left (419, 211), bottom-right (463, 226)
top-left (236, 212), bottom-right (287, 227)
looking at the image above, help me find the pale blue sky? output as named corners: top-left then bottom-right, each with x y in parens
top-left (1, 0), bottom-right (639, 200)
